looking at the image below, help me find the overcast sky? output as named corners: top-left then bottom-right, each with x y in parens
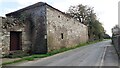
top-left (0, 0), bottom-right (119, 36)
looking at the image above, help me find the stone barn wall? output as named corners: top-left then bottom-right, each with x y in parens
top-left (0, 17), bottom-right (3, 48)
top-left (6, 3), bottom-right (47, 54)
top-left (1, 17), bottom-right (27, 55)
top-left (0, 17), bottom-right (10, 55)
top-left (0, 17), bottom-right (3, 54)
top-left (46, 6), bottom-right (88, 51)
top-left (1, 2), bottom-right (88, 55)
top-left (1, 17), bottom-right (10, 54)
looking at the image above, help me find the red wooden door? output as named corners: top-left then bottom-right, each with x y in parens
top-left (10, 31), bottom-right (22, 51)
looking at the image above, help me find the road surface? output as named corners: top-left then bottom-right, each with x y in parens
top-left (7, 40), bottom-right (119, 66)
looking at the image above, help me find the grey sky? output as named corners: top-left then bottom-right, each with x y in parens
top-left (0, 0), bottom-right (119, 36)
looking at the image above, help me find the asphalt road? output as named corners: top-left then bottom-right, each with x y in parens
top-left (9, 40), bottom-right (118, 66)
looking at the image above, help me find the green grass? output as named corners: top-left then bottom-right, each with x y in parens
top-left (2, 59), bottom-right (25, 65)
top-left (2, 40), bottom-right (103, 65)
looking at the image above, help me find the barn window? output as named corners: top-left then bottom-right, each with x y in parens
top-left (44, 34), bottom-right (47, 39)
top-left (67, 19), bottom-right (69, 21)
top-left (61, 33), bottom-right (63, 39)
top-left (58, 15), bottom-right (60, 18)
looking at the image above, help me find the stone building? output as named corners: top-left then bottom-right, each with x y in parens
top-left (1, 2), bottom-right (88, 54)
top-left (0, 17), bottom-right (3, 48)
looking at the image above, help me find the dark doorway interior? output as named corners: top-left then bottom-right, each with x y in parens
top-left (61, 33), bottom-right (63, 39)
top-left (10, 31), bottom-right (22, 51)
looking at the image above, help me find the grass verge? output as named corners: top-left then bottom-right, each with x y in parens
top-left (2, 40), bottom-right (104, 65)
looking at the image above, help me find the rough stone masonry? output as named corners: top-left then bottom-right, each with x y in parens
top-left (0, 2), bottom-right (88, 55)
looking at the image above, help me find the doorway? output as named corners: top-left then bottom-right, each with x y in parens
top-left (10, 31), bottom-right (22, 51)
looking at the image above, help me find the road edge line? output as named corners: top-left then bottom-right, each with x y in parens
top-left (100, 46), bottom-right (107, 67)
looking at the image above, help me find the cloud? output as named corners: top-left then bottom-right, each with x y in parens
top-left (16, 0), bottom-right (40, 6)
top-left (0, 0), bottom-right (120, 35)
top-left (0, 0), bottom-right (2, 3)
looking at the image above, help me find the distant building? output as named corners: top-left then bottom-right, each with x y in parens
top-left (1, 2), bottom-right (88, 55)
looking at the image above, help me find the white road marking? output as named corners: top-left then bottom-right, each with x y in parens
top-left (100, 46), bottom-right (107, 67)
